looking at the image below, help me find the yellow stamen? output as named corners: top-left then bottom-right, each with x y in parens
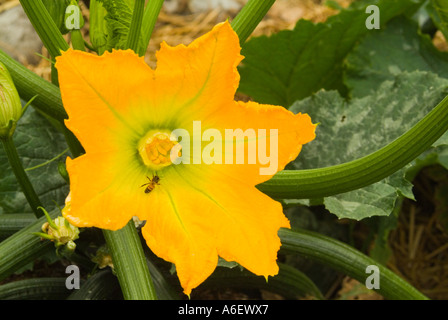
top-left (138, 130), bottom-right (180, 169)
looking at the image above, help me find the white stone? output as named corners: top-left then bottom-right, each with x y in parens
top-left (189, 0), bottom-right (246, 12)
top-left (0, 5), bottom-right (43, 64)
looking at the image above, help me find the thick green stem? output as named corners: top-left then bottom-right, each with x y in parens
top-left (258, 93), bottom-right (448, 199)
top-left (231, 0), bottom-right (276, 44)
top-left (0, 50), bottom-right (66, 122)
top-left (279, 228), bottom-right (429, 300)
top-left (1, 137), bottom-right (43, 218)
top-left (205, 262), bottom-right (324, 300)
top-left (71, 30), bottom-right (86, 52)
top-left (102, 221), bottom-right (157, 300)
top-left (0, 210), bottom-right (58, 282)
top-left (0, 278), bottom-right (70, 300)
top-left (99, 0), bottom-right (158, 301)
top-left (67, 270), bottom-right (122, 300)
top-left (19, 0), bottom-right (69, 59)
top-left (140, 0), bottom-right (164, 56)
top-left (0, 50), bottom-right (83, 156)
top-left (126, 0), bottom-right (145, 53)
top-left (0, 214), bottom-right (36, 239)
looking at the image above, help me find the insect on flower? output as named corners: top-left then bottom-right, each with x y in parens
top-left (141, 175), bottom-right (160, 194)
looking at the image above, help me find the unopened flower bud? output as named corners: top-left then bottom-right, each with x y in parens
top-left (92, 245), bottom-right (114, 270)
top-left (0, 62), bottom-right (21, 138)
top-left (66, 240), bottom-right (77, 251)
top-left (65, 0), bottom-right (85, 31)
top-left (46, 216), bottom-right (80, 247)
top-left (34, 206), bottom-right (80, 250)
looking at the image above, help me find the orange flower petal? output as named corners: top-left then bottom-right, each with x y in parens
top-left (194, 100), bottom-right (316, 185)
top-left (154, 21), bottom-right (243, 124)
top-left (55, 49), bottom-right (155, 154)
top-left (140, 185), bottom-right (218, 296)
top-left (63, 152), bottom-right (148, 230)
top-left (140, 166), bottom-right (289, 295)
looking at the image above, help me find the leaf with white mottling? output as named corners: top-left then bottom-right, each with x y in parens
top-left (289, 71), bottom-right (448, 220)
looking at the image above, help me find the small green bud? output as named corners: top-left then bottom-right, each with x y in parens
top-left (92, 245), bottom-right (114, 270)
top-left (65, 0), bottom-right (85, 31)
top-left (89, 0), bottom-right (108, 55)
top-left (34, 207), bottom-right (80, 250)
top-left (0, 62), bottom-right (21, 139)
top-left (44, 216), bottom-right (80, 248)
top-left (66, 240), bottom-right (77, 251)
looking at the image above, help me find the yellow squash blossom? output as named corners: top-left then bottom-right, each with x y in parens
top-left (56, 21), bottom-right (316, 295)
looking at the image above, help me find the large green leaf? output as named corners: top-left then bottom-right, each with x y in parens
top-left (0, 109), bottom-right (69, 214)
top-left (345, 14), bottom-right (448, 178)
top-left (345, 16), bottom-right (448, 97)
top-left (288, 71), bottom-right (448, 220)
top-left (237, 0), bottom-right (422, 107)
top-left (366, 199), bottom-right (401, 265)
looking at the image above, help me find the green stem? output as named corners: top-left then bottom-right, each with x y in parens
top-left (19, 0), bottom-right (69, 59)
top-left (101, 0), bottom-right (158, 301)
top-left (0, 210), bottom-right (58, 282)
top-left (206, 262), bottom-right (324, 300)
top-left (258, 93), bottom-right (448, 199)
top-left (67, 270), bottom-right (122, 300)
top-left (70, 30), bottom-right (86, 52)
top-left (51, 63), bottom-right (59, 87)
top-left (0, 214), bottom-right (36, 239)
top-left (0, 278), bottom-right (70, 300)
top-left (89, 0), bottom-right (108, 56)
top-left (25, 149), bottom-right (69, 172)
top-left (0, 50), bottom-right (84, 156)
top-left (279, 228), bottom-right (429, 300)
top-left (145, 255), bottom-right (181, 300)
top-left (1, 136), bottom-right (43, 218)
top-left (126, 0), bottom-right (145, 53)
top-left (102, 221), bottom-right (157, 300)
top-left (0, 49), bottom-right (66, 122)
top-left (231, 0), bottom-right (276, 44)
top-left (140, 0), bottom-right (164, 56)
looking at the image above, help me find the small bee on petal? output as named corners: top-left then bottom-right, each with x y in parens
top-left (141, 175), bottom-right (161, 194)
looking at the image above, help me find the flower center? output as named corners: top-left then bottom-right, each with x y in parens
top-left (138, 130), bottom-right (180, 169)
